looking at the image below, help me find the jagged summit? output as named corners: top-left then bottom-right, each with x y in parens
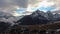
top-left (17, 10), bottom-right (50, 25)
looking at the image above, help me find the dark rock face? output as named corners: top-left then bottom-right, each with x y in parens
top-left (18, 15), bottom-right (35, 25)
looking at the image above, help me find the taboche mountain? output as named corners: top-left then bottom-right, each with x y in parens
top-left (17, 10), bottom-right (55, 25)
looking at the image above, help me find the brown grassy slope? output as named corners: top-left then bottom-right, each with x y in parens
top-left (8, 21), bottom-right (60, 32)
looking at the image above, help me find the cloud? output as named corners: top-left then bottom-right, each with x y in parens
top-left (0, 10), bottom-right (21, 26)
top-left (0, 0), bottom-right (30, 16)
top-left (0, 0), bottom-right (60, 16)
top-left (13, 0), bottom-right (29, 8)
top-left (28, 0), bottom-right (60, 11)
top-left (24, 0), bottom-right (56, 12)
top-left (0, 0), bottom-right (29, 8)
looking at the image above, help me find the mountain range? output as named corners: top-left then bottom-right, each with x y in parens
top-left (17, 10), bottom-right (60, 25)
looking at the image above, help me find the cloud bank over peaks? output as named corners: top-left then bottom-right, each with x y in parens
top-left (0, 0), bottom-right (60, 16)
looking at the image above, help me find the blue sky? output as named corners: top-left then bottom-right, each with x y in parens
top-left (16, 6), bottom-right (55, 13)
top-left (16, 8), bottom-right (26, 14)
top-left (38, 6), bottom-right (55, 11)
